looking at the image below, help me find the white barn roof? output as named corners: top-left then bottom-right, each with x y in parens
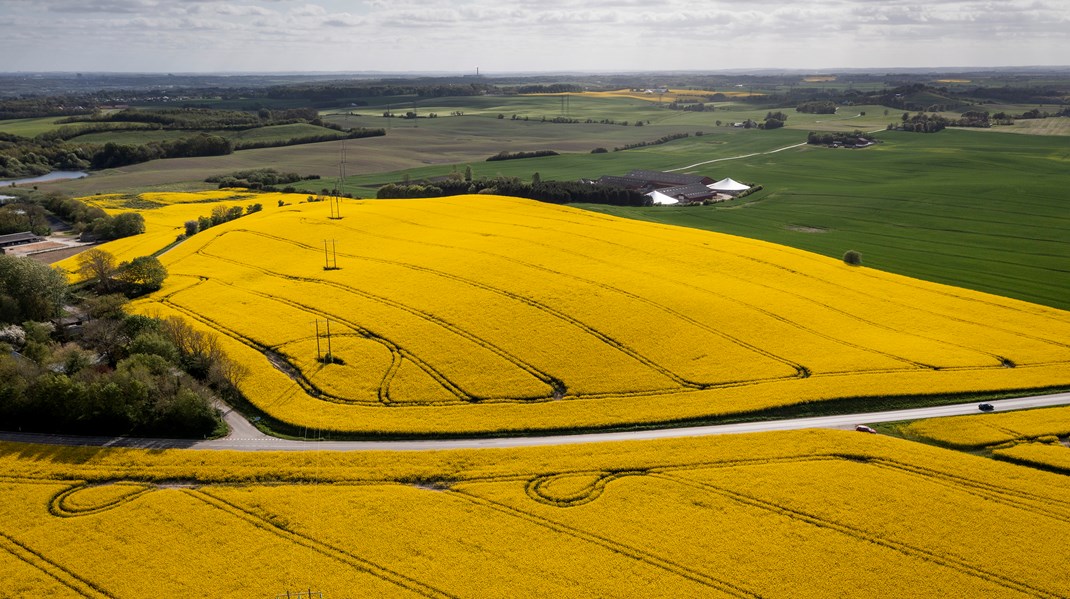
top-left (708, 177), bottom-right (750, 192)
top-left (646, 190), bottom-right (679, 205)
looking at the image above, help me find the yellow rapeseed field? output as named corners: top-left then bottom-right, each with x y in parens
top-left (54, 190), bottom-right (283, 279)
top-left (80, 191), bottom-right (1070, 435)
top-left (902, 406), bottom-right (1070, 448)
top-left (994, 441), bottom-right (1070, 473)
top-left (1, 430), bottom-right (1069, 596)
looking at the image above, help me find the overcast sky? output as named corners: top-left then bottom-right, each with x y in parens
top-left (2, 0), bottom-right (1068, 73)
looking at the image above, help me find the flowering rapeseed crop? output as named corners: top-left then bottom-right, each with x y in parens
top-left (903, 406), bottom-right (1070, 448)
top-left (105, 192), bottom-right (1070, 434)
top-left (1, 430), bottom-right (1069, 596)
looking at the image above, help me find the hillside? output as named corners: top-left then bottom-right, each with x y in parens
top-left (86, 192), bottom-right (1070, 436)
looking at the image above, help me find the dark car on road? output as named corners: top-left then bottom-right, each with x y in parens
top-left (978, 403), bottom-right (995, 412)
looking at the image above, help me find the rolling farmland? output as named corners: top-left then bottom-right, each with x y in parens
top-left (76, 191), bottom-right (1070, 436)
top-left (1, 430), bottom-right (1069, 597)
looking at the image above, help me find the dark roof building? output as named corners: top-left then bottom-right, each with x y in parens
top-left (595, 175), bottom-right (653, 190)
top-left (656, 183), bottom-right (718, 203)
top-left (625, 170), bottom-right (714, 187)
top-left (594, 170), bottom-right (716, 196)
top-left (0, 231), bottom-right (43, 249)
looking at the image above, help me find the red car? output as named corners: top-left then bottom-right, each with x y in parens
top-left (855, 425), bottom-right (877, 434)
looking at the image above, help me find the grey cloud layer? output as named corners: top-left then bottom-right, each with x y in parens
top-left (2, 0), bottom-right (1067, 71)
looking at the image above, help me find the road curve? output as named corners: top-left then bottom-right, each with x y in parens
top-left (2, 392), bottom-right (1068, 452)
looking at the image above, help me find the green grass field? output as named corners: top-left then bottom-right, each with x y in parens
top-left (580, 129), bottom-right (1070, 311)
top-left (0, 116), bottom-right (71, 137)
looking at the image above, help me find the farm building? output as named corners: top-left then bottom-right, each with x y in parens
top-left (0, 231), bottom-right (44, 253)
top-left (595, 170), bottom-right (713, 192)
top-left (651, 183), bottom-right (718, 204)
top-left (595, 169), bottom-right (752, 205)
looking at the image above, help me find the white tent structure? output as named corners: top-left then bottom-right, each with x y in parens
top-left (708, 178), bottom-right (751, 193)
top-left (646, 190), bottom-right (679, 205)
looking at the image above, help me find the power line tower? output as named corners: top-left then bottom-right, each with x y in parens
top-left (323, 239), bottom-right (339, 271)
top-left (329, 114), bottom-right (346, 220)
top-left (312, 317), bottom-right (335, 364)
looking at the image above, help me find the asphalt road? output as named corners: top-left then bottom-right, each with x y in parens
top-left (2, 392), bottom-right (1068, 452)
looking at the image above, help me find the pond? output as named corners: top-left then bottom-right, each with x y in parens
top-left (0, 170), bottom-right (89, 186)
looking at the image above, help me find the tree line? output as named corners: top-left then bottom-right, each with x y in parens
top-left (486, 150), bottom-right (559, 162)
top-left (376, 177), bottom-right (650, 206)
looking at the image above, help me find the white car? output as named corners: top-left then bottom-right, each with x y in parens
top-left (854, 425), bottom-right (877, 434)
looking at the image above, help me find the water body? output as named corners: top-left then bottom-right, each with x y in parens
top-left (0, 170), bottom-right (88, 186)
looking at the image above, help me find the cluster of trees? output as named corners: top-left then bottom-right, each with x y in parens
top-left (377, 177), bottom-right (650, 206)
top-left (796, 101), bottom-right (837, 114)
top-left (887, 112), bottom-right (951, 133)
top-left (486, 150), bottom-right (559, 162)
top-left (1017, 107), bottom-right (1070, 119)
top-left (614, 132), bottom-right (689, 151)
top-left (761, 111), bottom-right (789, 129)
top-left (40, 193), bottom-right (145, 241)
top-left (205, 168), bottom-right (318, 189)
top-left (0, 201), bottom-right (50, 236)
top-left (0, 132), bottom-right (94, 178)
top-left (807, 130), bottom-right (876, 146)
top-left (0, 255), bottom-right (67, 324)
top-left (77, 249), bottom-right (167, 297)
top-left (950, 111), bottom-right (1000, 128)
top-left (665, 96), bottom-right (730, 111)
top-left (183, 203), bottom-right (262, 238)
top-left (0, 293), bottom-right (232, 437)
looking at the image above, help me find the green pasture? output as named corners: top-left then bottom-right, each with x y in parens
top-left (0, 116), bottom-right (70, 137)
top-left (971, 117), bottom-right (1070, 137)
top-left (580, 129), bottom-right (1070, 311)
